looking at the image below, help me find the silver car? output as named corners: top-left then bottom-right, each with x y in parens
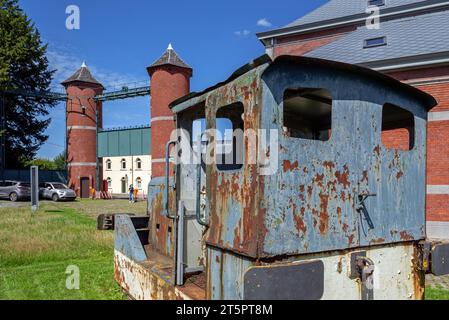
top-left (0, 181), bottom-right (31, 202)
top-left (40, 182), bottom-right (77, 202)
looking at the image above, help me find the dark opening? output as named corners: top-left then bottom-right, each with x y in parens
top-left (364, 36), bottom-right (387, 48)
top-left (368, 0), bottom-right (385, 7)
top-left (156, 223), bottom-right (160, 231)
top-left (283, 88), bottom-right (332, 141)
top-left (381, 103), bottom-right (415, 151)
top-left (216, 102), bottom-right (244, 171)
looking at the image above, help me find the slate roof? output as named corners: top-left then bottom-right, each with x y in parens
top-left (285, 0), bottom-right (427, 27)
top-left (304, 9), bottom-right (449, 65)
top-left (148, 44), bottom-right (192, 71)
top-left (61, 63), bottom-right (103, 87)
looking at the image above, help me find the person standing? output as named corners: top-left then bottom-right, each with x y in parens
top-left (129, 184), bottom-right (134, 203)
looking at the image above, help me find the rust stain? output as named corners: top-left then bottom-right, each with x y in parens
top-left (361, 170), bottom-right (369, 183)
top-left (400, 231), bottom-right (414, 241)
top-left (348, 234), bottom-right (355, 246)
top-left (370, 238), bottom-right (386, 245)
top-left (335, 165), bottom-right (351, 189)
top-left (318, 193), bottom-right (329, 234)
top-left (283, 160), bottom-right (299, 172)
top-left (373, 145), bottom-right (380, 157)
top-left (323, 161), bottom-right (335, 170)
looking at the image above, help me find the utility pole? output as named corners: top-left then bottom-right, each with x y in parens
top-left (0, 94), bottom-right (5, 182)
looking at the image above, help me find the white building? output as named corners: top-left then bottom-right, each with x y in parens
top-left (98, 125), bottom-right (152, 196)
top-left (102, 155), bottom-right (151, 196)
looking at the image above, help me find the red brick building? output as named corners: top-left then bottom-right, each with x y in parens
top-left (147, 44), bottom-right (192, 179)
top-left (62, 62), bottom-right (104, 198)
top-left (257, 0), bottom-right (449, 239)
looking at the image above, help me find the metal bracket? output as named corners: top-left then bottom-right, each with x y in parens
top-left (356, 193), bottom-right (376, 230)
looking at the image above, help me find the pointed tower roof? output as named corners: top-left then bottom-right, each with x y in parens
top-left (61, 62), bottom-right (104, 88)
top-left (147, 43), bottom-right (192, 74)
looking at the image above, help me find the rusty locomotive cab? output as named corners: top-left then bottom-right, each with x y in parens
top-left (114, 55), bottom-right (443, 300)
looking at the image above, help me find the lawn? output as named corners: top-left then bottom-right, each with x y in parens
top-left (0, 198), bottom-right (448, 300)
top-left (426, 286), bottom-right (449, 300)
top-left (0, 199), bottom-right (146, 300)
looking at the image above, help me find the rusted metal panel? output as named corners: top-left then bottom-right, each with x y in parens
top-left (147, 177), bottom-right (176, 257)
top-left (114, 215), bottom-right (147, 262)
top-left (114, 250), bottom-right (203, 300)
top-left (244, 260), bottom-right (325, 300)
top-left (206, 246), bottom-right (253, 300)
top-left (260, 59), bottom-right (428, 257)
top-left (115, 55), bottom-right (434, 300)
top-left (204, 66), bottom-right (267, 258)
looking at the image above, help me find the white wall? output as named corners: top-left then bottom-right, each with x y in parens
top-left (102, 155), bottom-right (151, 195)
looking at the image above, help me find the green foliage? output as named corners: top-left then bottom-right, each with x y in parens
top-left (20, 151), bottom-right (67, 170)
top-left (21, 157), bottom-right (57, 170)
top-left (53, 151), bottom-right (67, 170)
top-left (0, 0), bottom-right (56, 168)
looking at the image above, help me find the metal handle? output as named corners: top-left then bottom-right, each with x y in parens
top-left (196, 133), bottom-right (209, 226)
top-left (165, 140), bottom-right (177, 220)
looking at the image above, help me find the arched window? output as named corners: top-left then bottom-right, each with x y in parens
top-left (121, 158), bottom-right (127, 170)
top-left (136, 158), bottom-right (142, 170)
top-left (106, 177), bottom-right (112, 189)
top-left (106, 159), bottom-right (112, 170)
top-left (136, 177), bottom-right (142, 189)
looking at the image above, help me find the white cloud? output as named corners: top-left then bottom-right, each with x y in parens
top-left (257, 18), bottom-right (272, 27)
top-left (234, 29), bottom-right (251, 37)
top-left (46, 47), bottom-right (146, 92)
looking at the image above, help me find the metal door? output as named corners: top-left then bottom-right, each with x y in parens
top-left (176, 111), bottom-right (206, 277)
top-left (80, 177), bottom-right (90, 198)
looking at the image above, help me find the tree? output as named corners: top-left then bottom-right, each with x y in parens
top-left (0, 0), bottom-right (56, 169)
top-left (22, 157), bottom-right (56, 170)
top-left (53, 151), bottom-right (66, 170)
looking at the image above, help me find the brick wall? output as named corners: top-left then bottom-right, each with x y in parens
top-left (148, 65), bottom-right (191, 178)
top-left (65, 83), bottom-right (103, 196)
top-left (388, 69), bottom-right (449, 222)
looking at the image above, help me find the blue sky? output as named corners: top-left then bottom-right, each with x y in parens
top-left (19, 0), bottom-right (327, 159)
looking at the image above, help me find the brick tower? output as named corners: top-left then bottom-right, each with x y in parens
top-left (147, 44), bottom-right (192, 178)
top-left (62, 62), bottom-right (104, 198)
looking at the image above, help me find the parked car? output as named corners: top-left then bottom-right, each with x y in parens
top-left (39, 182), bottom-right (76, 202)
top-left (0, 181), bottom-right (31, 202)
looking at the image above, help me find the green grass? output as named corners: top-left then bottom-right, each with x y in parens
top-left (1, 199), bottom-right (449, 300)
top-left (0, 199), bottom-right (145, 300)
top-left (426, 286), bottom-right (449, 300)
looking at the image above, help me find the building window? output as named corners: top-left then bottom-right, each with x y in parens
top-left (216, 102), bottom-right (244, 171)
top-left (364, 36), bottom-right (387, 48)
top-left (368, 0), bottom-right (385, 7)
top-left (136, 158), bottom-right (142, 170)
top-left (283, 88), bottom-right (332, 141)
top-left (107, 178), bottom-right (112, 189)
top-left (136, 177), bottom-right (142, 189)
top-left (106, 159), bottom-right (112, 170)
top-left (381, 103), bottom-right (415, 151)
top-left (121, 158), bottom-right (126, 170)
